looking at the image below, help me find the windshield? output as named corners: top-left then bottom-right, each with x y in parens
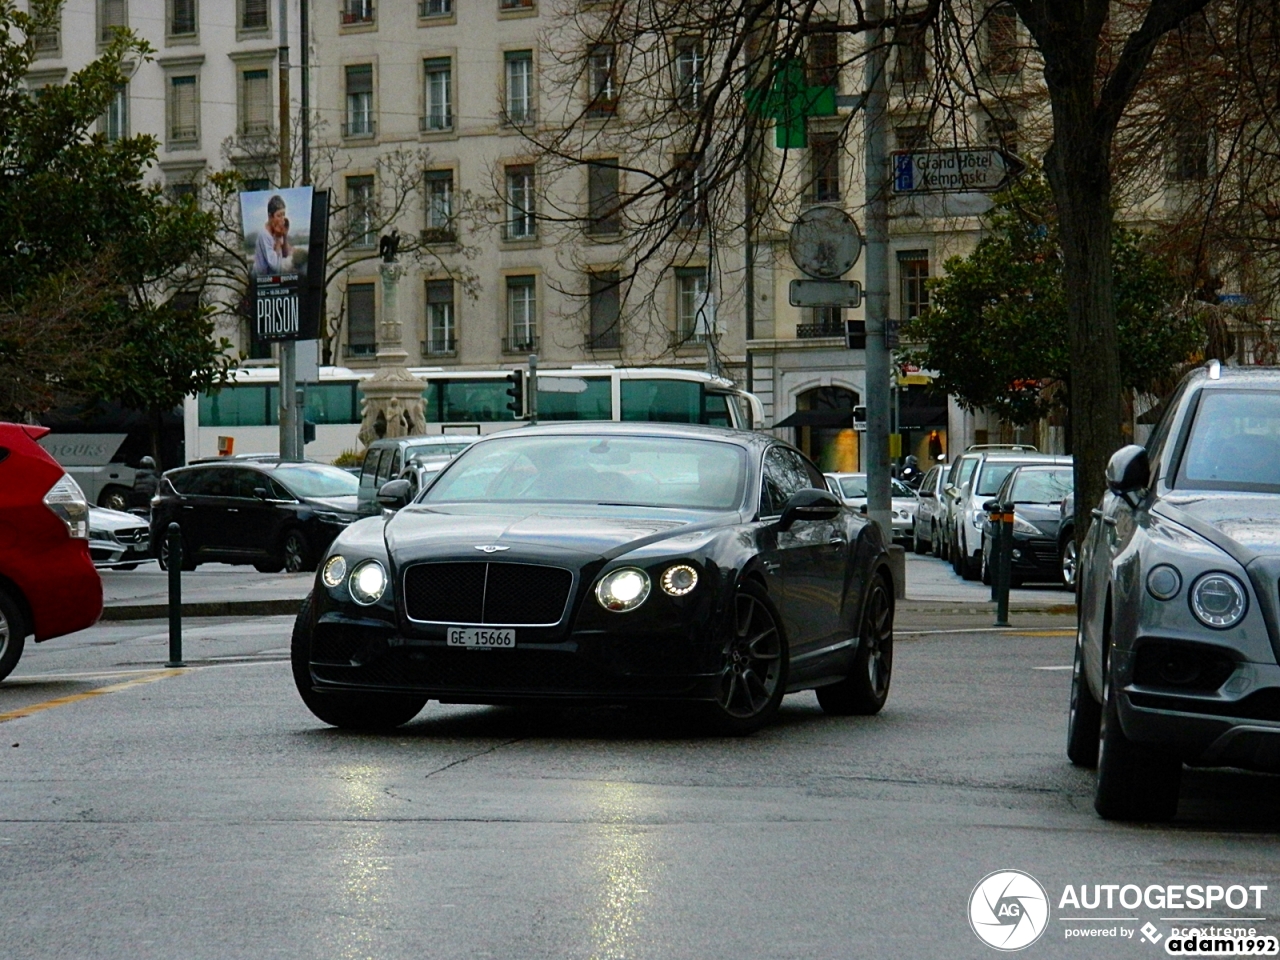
top-left (422, 435), bottom-right (748, 509)
top-left (1009, 468), bottom-right (1073, 503)
top-left (272, 464), bottom-right (359, 499)
top-left (1179, 390), bottom-right (1280, 492)
top-left (976, 462), bottom-right (1022, 496)
top-left (837, 476), bottom-right (867, 498)
top-left (891, 479), bottom-right (915, 498)
top-left (405, 441), bottom-right (473, 460)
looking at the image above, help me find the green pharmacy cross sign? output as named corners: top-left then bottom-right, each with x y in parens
top-left (745, 59), bottom-right (837, 149)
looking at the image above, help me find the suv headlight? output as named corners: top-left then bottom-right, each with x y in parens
top-left (44, 474), bottom-right (89, 539)
top-left (596, 567), bottom-right (651, 612)
top-left (1190, 572), bottom-right (1247, 629)
top-left (349, 560), bottom-right (388, 605)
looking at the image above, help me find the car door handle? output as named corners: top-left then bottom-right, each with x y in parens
top-left (763, 561), bottom-right (781, 573)
top-left (1091, 508), bottom-right (1116, 527)
top-left (226, 508), bottom-right (238, 513)
top-left (828, 537), bottom-right (847, 547)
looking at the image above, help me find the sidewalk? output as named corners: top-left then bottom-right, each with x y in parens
top-left (98, 563), bottom-right (312, 620)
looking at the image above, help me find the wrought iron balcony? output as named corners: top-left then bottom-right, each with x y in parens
top-left (502, 336), bottom-right (538, 353)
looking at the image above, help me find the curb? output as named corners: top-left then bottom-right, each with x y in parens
top-left (898, 601), bottom-right (1076, 616)
top-left (100, 599), bottom-right (305, 621)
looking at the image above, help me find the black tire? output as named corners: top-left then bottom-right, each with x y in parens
top-left (98, 485), bottom-right (130, 513)
top-left (1094, 655), bottom-right (1181, 821)
top-left (0, 589), bottom-right (27, 682)
top-left (291, 596), bottom-right (427, 730)
top-left (911, 524), bottom-right (925, 554)
top-left (701, 580), bottom-right (788, 735)
top-left (281, 529), bottom-right (314, 573)
top-left (1066, 628), bottom-right (1101, 767)
top-left (960, 541), bottom-right (980, 581)
top-left (930, 523), bottom-right (941, 558)
top-left (115, 563), bottom-right (138, 572)
top-left (254, 560), bottom-right (285, 574)
top-left (817, 572), bottom-right (894, 716)
top-left (157, 529), bottom-right (197, 571)
top-left (980, 539), bottom-right (992, 586)
top-left (1061, 537), bottom-right (1078, 588)
top-left (950, 530), bottom-right (962, 573)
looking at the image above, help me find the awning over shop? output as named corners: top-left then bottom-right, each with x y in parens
top-left (774, 408), bottom-right (857, 429)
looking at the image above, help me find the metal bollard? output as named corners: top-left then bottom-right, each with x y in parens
top-left (167, 522), bottom-right (185, 667)
top-left (994, 503), bottom-right (1013, 627)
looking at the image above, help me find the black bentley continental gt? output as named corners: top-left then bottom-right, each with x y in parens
top-left (291, 423), bottom-right (897, 734)
top-left (1071, 361), bottom-right (1280, 820)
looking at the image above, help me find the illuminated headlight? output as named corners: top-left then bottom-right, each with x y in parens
top-left (321, 554), bottom-right (348, 588)
top-left (1146, 564), bottom-right (1182, 601)
top-left (595, 567), bottom-right (651, 612)
top-left (1190, 572), bottom-right (1247, 629)
top-left (43, 474), bottom-right (89, 539)
top-left (348, 560), bottom-right (388, 605)
top-left (660, 564), bottom-right (698, 597)
top-left (1012, 515), bottom-right (1039, 536)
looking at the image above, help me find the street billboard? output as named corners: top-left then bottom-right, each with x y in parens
top-left (240, 186), bottom-right (319, 342)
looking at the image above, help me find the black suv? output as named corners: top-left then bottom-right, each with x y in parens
top-left (151, 461), bottom-right (360, 573)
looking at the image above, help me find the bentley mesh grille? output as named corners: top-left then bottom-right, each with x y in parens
top-left (403, 561), bottom-right (573, 626)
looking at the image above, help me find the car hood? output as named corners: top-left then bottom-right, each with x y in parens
top-left (384, 503), bottom-right (735, 563)
top-left (1012, 503), bottom-right (1062, 537)
top-left (1155, 493), bottom-right (1280, 560)
top-left (88, 506), bottom-right (148, 532)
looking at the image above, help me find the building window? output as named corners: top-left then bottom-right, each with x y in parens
top-left (984, 3), bottom-right (1021, 75)
top-left (807, 30), bottom-right (838, 88)
top-left (895, 124), bottom-right (928, 153)
top-left (347, 175), bottom-right (376, 247)
top-left (587, 158), bottom-right (620, 236)
top-left (675, 267), bottom-right (710, 342)
top-left (985, 117), bottom-right (1018, 156)
top-left (101, 84), bottom-right (128, 141)
top-left (99, 0), bottom-right (126, 43)
top-left (587, 44), bottom-right (617, 118)
top-left (674, 38), bottom-right (703, 109)
top-left (809, 134), bottom-right (840, 203)
top-left (500, 0), bottom-right (535, 10)
top-left (32, 12), bottom-right (60, 55)
top-left (505, 51), bottom-right (534, 124)
top-left (241, 68), bottom-right (271, 136)
top-left (588, 271), bottom-right (621, 349)
top-left (341, 0), bottom-right (374, 25)
top-left (898, 250), bottom-right (930, 319)
top-left (168, 180), bottom-right (197, 201)
top-left (1170, 114), bottom-right (1209, 182)
top-left (347, 283), bottom-right (376, 357)
top-left (506, 276), bottom-right (537, 351)
top-left (168, 74), bottom-right (198, 145)
top-left (421, 58), bottom-right (452, 132)
top-left (423, 169), bottom-right (454, 241)
top-left (344, 64), bottom-right (374, 137)
top-left (419, 0), bottom-right (452, 16)
top-left (505, 165), bottom-right (535, 240)
top-left (243, 177), bottom-right (270, 192)
top-left (170, 0), bottom-right (197, 36)
top-left (424, 280), bottom-right (455, 355)
top-left (240, 0), bottom-right (267, 31)
top-left (893, 22), bottom-right (928, 85)
top-left (675, 153), bottom-right (705, 229)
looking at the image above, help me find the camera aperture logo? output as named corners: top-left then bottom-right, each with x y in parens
top-left (970, 869), bottom-right (1051, 951)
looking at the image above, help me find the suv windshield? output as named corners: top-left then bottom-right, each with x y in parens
top-left (423, 435), bottom-right (748, 509)
top-left (1008, 468), bottom-right (1073, 503)
top-left (1178, 390), bottom-right (1280, 492)
top-left (272, 464), bottom-right (359, 498)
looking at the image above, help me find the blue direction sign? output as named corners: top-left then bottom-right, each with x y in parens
top-left (892, 147), bottom-right (1025, 194)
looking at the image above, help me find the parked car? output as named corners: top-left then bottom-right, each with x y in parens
top-left (1070, 361), bottom-right (1280, 820)
top-left (357, 436), bottom-right (478, 516)
top-left (88, 506), bottom-right (152, 570)
top-left (151, 461), bottom-right (360, 573)
top-left (824, 472), bottom-right (918, 543)
top-left (399, 454), bottom-right (455, 500)
top-left (939, 445), bottom-right (1037, 564)
top-left (1058, 491), bottom-right (1077, 588)
top-left (949, 449), bottom-right (1069, 580)
top-left (911, 465), bottom-right (948, 555)
top-left (0, 423), bottom-right (103, 681)
top-left (293, 423), bottom-right (897, 734)
top-left (978, 462), bottom-right (1074, 586)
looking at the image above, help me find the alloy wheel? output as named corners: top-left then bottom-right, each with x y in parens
top-left (861, 579), bottom-right (893, 699)
top-left (0, 605), bottom-right (9, 660)
top-left (717, 592), bottom-right (783, 719)
top-left (1061, 539), bottom-right (1078, 587)
top-left (283, 533), bottom-right (306, 574)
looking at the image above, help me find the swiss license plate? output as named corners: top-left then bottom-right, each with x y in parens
top-left (446, 627), bottom-right (515, 650)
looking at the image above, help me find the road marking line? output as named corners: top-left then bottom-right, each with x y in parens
top-left (0, 669), bottom-right (187, 724)
top-left (1006, 630), bottom-right (1075, 637)
top-left (1033, 665), bottom-right (1073, 671)
top-left (5, 668), bottom-right (172, 682)
top-left (897, 627), bottom-right (1075, 637)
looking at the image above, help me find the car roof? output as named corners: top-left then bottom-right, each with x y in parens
top-left (464, 420), bottom-right (768, 449)
top-left (977, 453), bottom-right (1069, 463)
top-left (1188, 362), bottom-right (1280, 387)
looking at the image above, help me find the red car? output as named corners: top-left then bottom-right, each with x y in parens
top-left (0, 424), bottom-right (103, 681)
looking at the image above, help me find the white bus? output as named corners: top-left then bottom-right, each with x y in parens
top-left (185, 365), bottom-right (765, 463)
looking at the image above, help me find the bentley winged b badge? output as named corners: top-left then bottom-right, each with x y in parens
top-left (474, 545), bottom-right (510, 554)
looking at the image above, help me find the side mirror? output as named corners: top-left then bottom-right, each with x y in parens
top-left (777, 488), bottom-right (842, 531)
top-left (253, 487), bottom-right (269, 500)
top-left (377, 478), bottom-right (412, 510)
top-left (1106, 445), bottom-right (1150, 506)
top-left (918, 487), bottom-right (934, 499)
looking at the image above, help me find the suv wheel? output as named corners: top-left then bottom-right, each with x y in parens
top-left (1066, 628), bottom-right (1101, 767)
top-left (0, 589), bottom-right (27, 682)
top-left (1094, 659), bottom-right (1181, 821)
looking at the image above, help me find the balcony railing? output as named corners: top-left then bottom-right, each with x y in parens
top-left (419, 114), bottom-right (453, 133)
top-left (341, 119), bottom-right (376, 138)
top-left (344, 343), bottom-right (377, 358)
top-left (503, 220), bottom-right (537, 241)
top-left (502, 335), bottom-right (538, 353)
top-left (501, 106), bottom-right (537, 126)
top-left (500, 0), bottom-right (534, 9)
top-left (421, 338), bottom-right (457, 357)
top-left (420, 226), bottom-right (457, 244)
top-left (341, 2), bottom-right (376, 25)
top-left (796, 321), bottom-right (844, 339)
top-left (418, 0), bottom-right (452, 15)
top-left (669, 330), bottom-right (712, 348)
top-left (584, 332), bottom-right (621, 350)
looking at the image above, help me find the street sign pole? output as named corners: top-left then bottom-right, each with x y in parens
top-left (279, 340), bottom-right (297, 461)
top-left (863, 0), bottom-right (892, 541)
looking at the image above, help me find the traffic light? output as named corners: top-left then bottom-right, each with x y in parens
top-left (505, 369), bottom-right (525, 418)
top-left (303, 420), bottom-right (316, 445)
top-left (845, 319), bottom-right (867, 350)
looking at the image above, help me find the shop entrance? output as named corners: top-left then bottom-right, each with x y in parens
top-left (777, 386), bottom-right (861, 473)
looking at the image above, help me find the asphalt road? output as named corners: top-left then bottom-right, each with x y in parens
top-left (2, 616), bottom-right (1278, 959)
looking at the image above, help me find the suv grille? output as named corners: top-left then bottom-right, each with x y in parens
top-left (115, 527), bottom-right (148, 544)
top-left (403, 561), bottom-right (573, 626)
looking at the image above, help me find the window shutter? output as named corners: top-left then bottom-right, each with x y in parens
top-left (170, 76), bottom-right (197, 141)
top-left (346, 64), bottom-right (373, 96)
top-left (101, 0), bottom-right (126, 40)
top-left (243, 69), bottom-right (270, 135)
top-left (242, 0), bottom-right (268, 30)
top-left (348, 285), bottom-right (376, 348)
top-left (171, 0), bottom-right (197, 35)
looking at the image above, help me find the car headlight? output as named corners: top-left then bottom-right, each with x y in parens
top-left (1012, 515), bottom-right (1040, 536)
top-left (348, 560), bottom-right (388, 605)
top-left (322, 554), bottom-right (348, 588)
top-left (596, 567), bottom-right (651, 612)
top-left (1146, 564), bottom-right (1182, 601)
top-left (316, 511), bottom-right (356, 525)
top-left (972, 508), bottom-right (986, 528)
top-left (1190, 572), bottom-right (1247, 629)
top-left (660, 564), bottom-right (698, 597)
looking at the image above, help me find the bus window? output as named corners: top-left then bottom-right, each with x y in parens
top-left (537, 377), bottom-right (611, 421)
top-left (704, 392), bottom-right (731, 428)
top-left (424, 380), bottom-right (517, 422)
top-left (199, 386), bottom-right (270, 426)
top-left (621, 379), bottom-right (701, 423)
top-left (303, 383), bottom-right (359, 424)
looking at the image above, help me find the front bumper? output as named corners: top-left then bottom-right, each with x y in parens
top-left (1008, 536), bottom-right (1060, 583)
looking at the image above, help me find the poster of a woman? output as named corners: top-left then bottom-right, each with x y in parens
top-left (240, 187), bottom-right (312, 280)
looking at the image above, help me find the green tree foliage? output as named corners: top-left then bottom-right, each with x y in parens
top-left (901, 170), bottom-right (1202, 426)
top-left (0, 0), bottom-right (232, 434)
